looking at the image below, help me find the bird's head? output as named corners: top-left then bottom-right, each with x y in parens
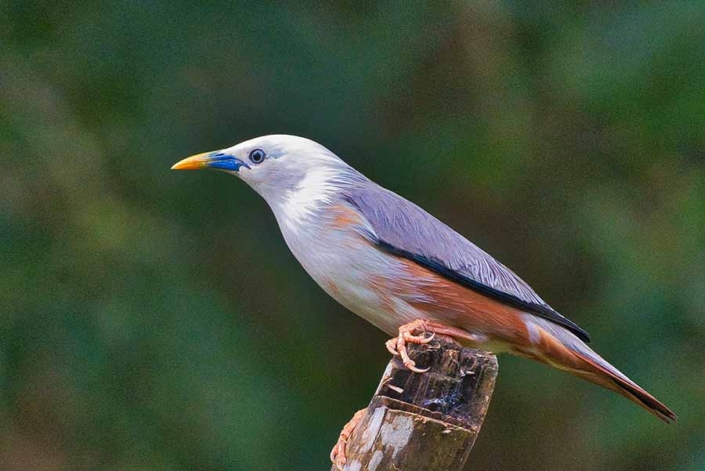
top-left (172, 135), bottom-right (362, 218)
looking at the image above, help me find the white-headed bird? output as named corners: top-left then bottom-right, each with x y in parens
top-left (172, 135), bottom-right (675, 467)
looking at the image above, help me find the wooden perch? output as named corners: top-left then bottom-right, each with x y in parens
top-left (333, 337), bottom-right (498, 471)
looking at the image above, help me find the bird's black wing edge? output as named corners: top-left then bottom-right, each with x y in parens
top-left (375, 240), bottom-right (592, 343)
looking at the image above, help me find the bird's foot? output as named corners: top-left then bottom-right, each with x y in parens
top-left (386, 319), bottom-right (476, 373)
top-left (330, 408), bottom-right (366, 470)
top-left (385, 319), bottom-right (437, 373)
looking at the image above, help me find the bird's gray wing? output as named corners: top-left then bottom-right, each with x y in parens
top-left (343, 183), bottom-right (590, 342)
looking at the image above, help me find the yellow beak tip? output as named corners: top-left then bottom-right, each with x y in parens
top-left (171, 152), bottom-right (211, 171)
top-left (170, 162), bottom-right (193, 170)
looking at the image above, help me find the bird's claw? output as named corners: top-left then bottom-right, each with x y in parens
top-left (330, 409), bottom-right (365, 470)
top-left (403, 329), bottom-right (435, 344)
top-left (385, 338), bottom-right (399, 356)
top-left (387, 320), bottom-right (435, 373)
top-left (330, 439), bottom-right (347, 470)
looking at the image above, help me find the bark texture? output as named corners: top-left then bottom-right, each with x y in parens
top-left (334, 337), bottom-right (498, 471)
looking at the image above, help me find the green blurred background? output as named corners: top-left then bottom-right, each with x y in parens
top-left (2, 1), bottom-right (704, 470)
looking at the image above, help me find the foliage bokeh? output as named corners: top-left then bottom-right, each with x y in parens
top-left (2, 1), bottom-right (704, 470)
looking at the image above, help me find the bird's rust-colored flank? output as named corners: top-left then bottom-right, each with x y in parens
top-left (396, 258), bottom-right (534, 346)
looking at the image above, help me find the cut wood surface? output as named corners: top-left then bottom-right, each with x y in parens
top-left (333, 337), bottom-right (498, 471)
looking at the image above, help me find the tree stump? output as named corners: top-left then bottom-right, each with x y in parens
top-left (332, 337), bottom-right (498, 471)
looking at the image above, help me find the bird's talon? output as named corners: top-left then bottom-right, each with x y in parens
top-left (405, 331), bottom-right (435, 344)
top-left (331, 444), bottom-right (347, 470)
top-left (404, 360), bottom-right (429, 373)
top-left (385, 321), bottom-right (437, 373)
top-left (385, 338), bottom-right (399, 356)
top-left (331, 408), bottom-right (365, 470)
top-left (402, 331), bottom-right (428, 343)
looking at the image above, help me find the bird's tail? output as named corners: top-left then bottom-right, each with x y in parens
top-left (518, 319), bottom-right (676, 423)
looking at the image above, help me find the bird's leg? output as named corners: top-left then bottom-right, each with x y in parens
top-left (330, 408), bottom-right (366, 470)
top-left (389, 319), bottom-right (479, 373)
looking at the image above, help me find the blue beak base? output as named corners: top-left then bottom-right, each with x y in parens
top-left (172, 151), bottom-right (249, 172)
top-left (205, 153), bottom-right (249, 172)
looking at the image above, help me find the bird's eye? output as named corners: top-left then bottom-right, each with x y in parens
top-left (249, 149), bottom-right (266, 164)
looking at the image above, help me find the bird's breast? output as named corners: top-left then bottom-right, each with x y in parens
top-left (275, 204), bottom-right (431, 335)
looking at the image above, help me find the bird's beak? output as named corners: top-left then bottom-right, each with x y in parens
top-left (171, 151), bottom-right (249, 172)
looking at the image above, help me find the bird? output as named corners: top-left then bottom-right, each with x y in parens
top-left (172, 134), bottom-right (675, 468)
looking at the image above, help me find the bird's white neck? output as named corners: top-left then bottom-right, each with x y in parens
top-left (273, 166), bottom-right (341, 234)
